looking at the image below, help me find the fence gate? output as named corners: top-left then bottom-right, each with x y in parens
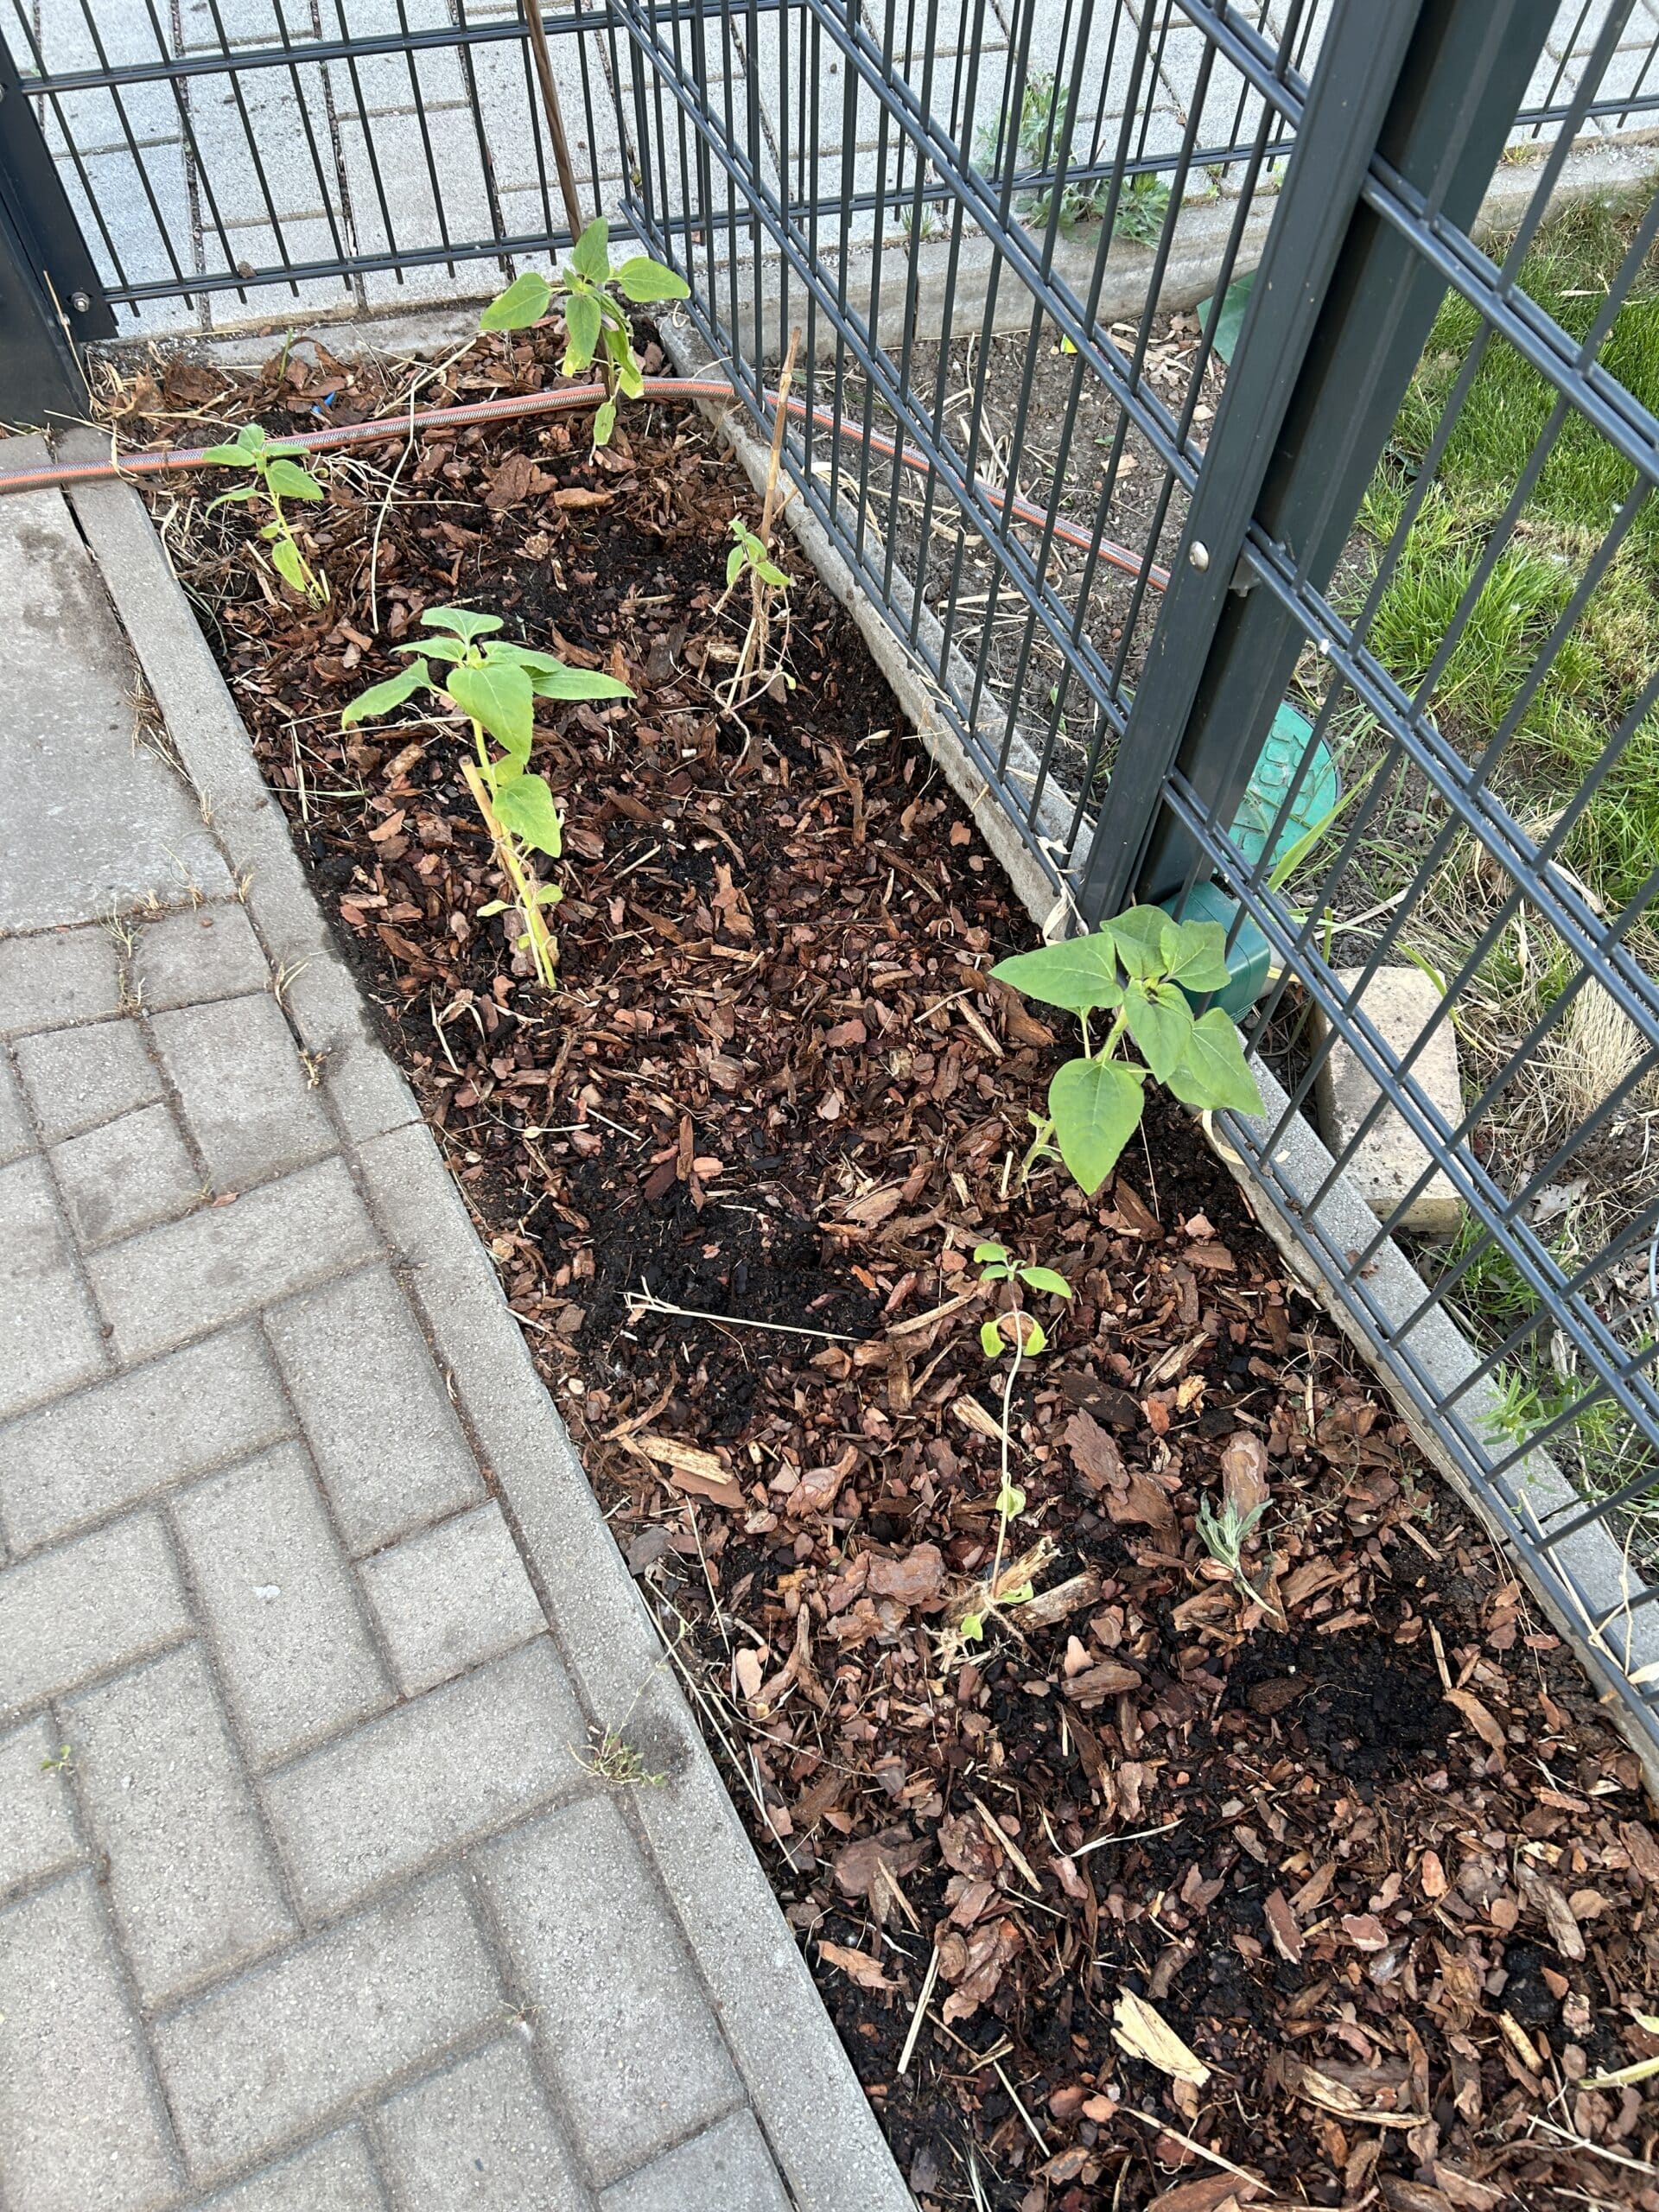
top-left (8, 0), bottom-right (1659, 1773)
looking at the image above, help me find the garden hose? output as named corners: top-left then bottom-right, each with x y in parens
top-left (0, 375), bottom-right (1168, 591)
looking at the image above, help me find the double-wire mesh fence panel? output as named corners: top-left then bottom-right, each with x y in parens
top-left (3, 0), bottom-right (1656, 334)
top-left (1156, 4), bottom-right (1659, 1761)
top-left (612, 0), bottom-right (1659, 1770)
top-left (0, 0), bottom-right (627, 331)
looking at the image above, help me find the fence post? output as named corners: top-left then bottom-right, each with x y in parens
top-left (1075, 0), bottom-right (1557, 923)
top-left (0, 40), bottom-right (115, 424)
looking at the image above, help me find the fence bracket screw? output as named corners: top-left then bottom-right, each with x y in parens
top-left (1187, 540), bottom-right (1211, 571)
top-left (69, 291), bottom-right (92, 314)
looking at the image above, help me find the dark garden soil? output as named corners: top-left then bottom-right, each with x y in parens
top-left (106, 330), bottom-right (1659, 2212)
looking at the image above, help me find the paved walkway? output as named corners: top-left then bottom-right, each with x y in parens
top-left (0, 445), bottom-right (910, 2210)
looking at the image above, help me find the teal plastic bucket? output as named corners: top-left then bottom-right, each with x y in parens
top-left (1161, 699), bottom-right (1338, 1018)
top-left (1228, 701), bottom-right (1341, 872)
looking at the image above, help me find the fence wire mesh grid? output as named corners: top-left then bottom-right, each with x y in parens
top-left (3, 0), bottom-right (1657, 330)
top-left (613, 0), bottom-right (1659, 1763)
top-left (6, 0), bottom-right (1659, 1765)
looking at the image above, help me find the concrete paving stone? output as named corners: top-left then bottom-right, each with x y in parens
top-left (67, 1644), bottom-right (296, 2003)
top-left (150, 992), bottom-right (334, 1188)
top-left (0, 1154), bottom-right (109, 1420)
top-left (375, 2038), bottom-right (590, 2210)
top-left (358, 1503), bottom-right (547, 1694)
top-left (137, 901), bottom-right (270, 1011)
top-left (0, 1718), bottom-right (83, 1897)
top-left (176, 0), bottom-right (329, 57)
top-left (0, 482), bottom-right (229, 930)
top-left (354, 1119), bottom-right (664, 1722)
top-left (13, 1018), bottom-right (162, 1144)
top-left (478, 1796), bottom-right (742, 2186)
top-left (599, 2111), bottom-right (791, 2212)
top-left (153, 1874), bottom-right (506, 2181)
top-left (277, 958), bottom-right (422, 1145)
top-left (0, 1325), bottom-right (291, 1555)
top-left (263, 1640), bottom-right (585, 1917)
top-left (619, 1664), bottom-right (916, 2212)
top-left (212, 207), bottom-right (366, 324)
top-left (199, 2132), bottom-right (387, 2211)
top-left (51, 1099), bottom-right (202, 1246)
top-left (87, 1154), bottom-right (378, 1363)
top-left (0, 1051), bottom-right (32, 1163)
top-left (1309, 967), bottom-right (1465, 1240)
top-left (264, 1266), bottom-right (483, 1554)
top-left (0, 1871), bottom-right (180, 2212)
top-left (173, 1441), bottom-right (391, 1767)
top-left (0, 1511), bottom-right (190, 1720)
top-left (0, 928), bottom-right (123, 1040)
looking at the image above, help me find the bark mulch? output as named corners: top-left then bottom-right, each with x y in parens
top-left (105, 329), bottom-right (1659, 2212)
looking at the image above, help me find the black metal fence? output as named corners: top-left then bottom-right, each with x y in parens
top-left (608, 0), bottom-right (1659, 1776)
top-left (8, 0), bottom-right (1659, 1768)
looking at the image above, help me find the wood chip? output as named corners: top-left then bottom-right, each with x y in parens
top-left (1262, 1888), bottom-right (1303, 1963)
top-left (1112, 1990), bottom-right (1211, 2084)
top-left (628, 1433), bottom-right (743, 1505)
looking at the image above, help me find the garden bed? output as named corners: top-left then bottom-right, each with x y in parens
top-left (109, 329), bottom-right (1659, 2211)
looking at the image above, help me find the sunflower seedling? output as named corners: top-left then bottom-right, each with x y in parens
top-left (715, 513), bottom-right (796, 709)
top-left (993, 906), bottom-right (1264, 1196)
top-left (1195, 1493), bottom-right (1277, 1616)
top-left (340, 606), bottom-right (630, 988)
top-left (201, 422), bottom-right (329, 606)
top-left (478, 218), bottom-right (689, 446)
top-left (726, 516), bottom-right (788, 594)
top-left (956, 1240), bottom-right (1072, 1646)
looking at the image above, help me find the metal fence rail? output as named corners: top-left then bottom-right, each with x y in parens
top-left (6, 0), bottom-right (1659, 1766)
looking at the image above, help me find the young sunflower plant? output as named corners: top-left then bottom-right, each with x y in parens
top-left (478, 219), bottom-right (689, 447)
top-left (201, 422), bottom-right (329, 607)
top-left (993, 906), bottom-right (1265, 1194)
top-left (340, 607), bottom-right (630, 988)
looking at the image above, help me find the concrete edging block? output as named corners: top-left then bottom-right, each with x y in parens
top-left (59, 442), bottom-right (917, 2212)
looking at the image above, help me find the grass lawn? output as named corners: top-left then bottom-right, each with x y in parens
top-left (1360, 194), bottom-right (1659, 917)
top-left (1325, 193), bottom-right (1659, 1522)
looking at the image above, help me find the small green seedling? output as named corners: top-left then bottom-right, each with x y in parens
top-left (1196, 1493), bottom-right (1274, 1614)
top-left (201, 422), bottom-right (329, 606)
top-left (340, 606), bottom-right (631, 988)
top-left (478, 218), bottom-right (689, 446)
top-left (992, 906), bottom-right (1265, 1197)
top-left (727, 516), bottom-right (788, 593)
top-left (718, 514), bottom-right (795, 709)
top-left (976, 73), bottom-right (1169, 242)
top-left (957, 1240), bottom-right (1072, 1644)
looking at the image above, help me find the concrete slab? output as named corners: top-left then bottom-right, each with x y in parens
top-left (1309, 967), bottom-right (1465, 1241)
top-left (0, 455), bottom-right (227, 924)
